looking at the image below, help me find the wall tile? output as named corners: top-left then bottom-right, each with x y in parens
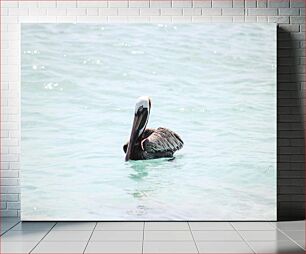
top-left (172, 0), bottom-right (193, 8)
top-left (77, 1), bottom-right (108, 8)
top-left (150, 0), bottom-right (172, 8)
top-left (222, 8), bottom-right (244, 15)
top-left (129, 0), bottom-right (149, 7)
top-left (233, 0), bottom-right (244, 8)
top-left (290, 0), bottom-right (305, 8)
top-left (212, 0), bottom-right (233, 8)
top-left (279, 8), bottom-right (300, 15)
top-left (140, 8), bottom-right (160, 16)
top-left (108, 0), bottom-right (128, 8)
top-left (268, 0), bottom-right (290, 8)
top-left (245, 0), bottom-right (256, 8)
top-left (202, 7), bottom-right (222, 15)
top-left (247, 8), bottom-right (278, 15)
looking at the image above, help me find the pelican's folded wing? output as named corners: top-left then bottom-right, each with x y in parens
top-left (143, 127), bottom-right (183, 153)
top-left (123, 128), bottom-right (156, 154)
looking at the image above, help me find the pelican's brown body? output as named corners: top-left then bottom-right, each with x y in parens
top-left (124, 96), bottom-right (184, 161)
top-left (123, 127), bottom-right (183, 160)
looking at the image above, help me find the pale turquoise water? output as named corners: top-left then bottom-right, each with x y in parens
top-left (21, 24), bottom-right (276, 220)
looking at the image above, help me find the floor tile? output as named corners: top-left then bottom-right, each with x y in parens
top-left (32, 241), bottom-right (87, 253)
top-left (1, 218), bottom-right (21, 224)
top-left (283, 230), bottom-right (305, 241)
top-left (283, 230), bottom-right (305, 249)
top-left (239, 230), bottom-right (291, 241)
top-left (1, 229), bottom-right (8, 235)
top-left (275, 221), bottom-right (305, 231)
top-left (0, 230), bottom-right (47, 242)
top-left (1, 241), bottom-right (37, 253)
top-left (192, 230), bottom-right (242, 241)
top-left (52, 222), bottom-right (96, 231)
top-left (1, 221), bottom-right (21, 234)
top-left (11, 222), bottom-right (55, 231)
top-left (145, 222), bottom-right (189, 231)
top-left (42, 230), bottom-right (92, 242)
top-left (249, 240), bottom-right (304, 253)
top-left (96, 222), bottom-right (143, 231)
top-left (189, 222), bottom-right (234, 231)
top-left (144, 230), bottom-right (193, 241)
top-left (90, 230), bottom-right (143, 241)
top-left (295, 240), bottom-right (305, 250)
top-left (197, 241), bottom-right (253, 253)
top-left (85, 241), bottom-right (142, 253)
top-left (1, 225), bottom-right (17, 235)
top-left (1, 221), bottom-right (20, 229)
top-left (143, 241), bottom-right (198, 253)
top-left (232, 222), bottom-right (275, 231)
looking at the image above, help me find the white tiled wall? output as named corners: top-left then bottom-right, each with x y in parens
top-left (1, 0), bottom-right (305, 219)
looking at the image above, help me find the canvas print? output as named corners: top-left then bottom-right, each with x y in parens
top-left (21, 24), bottom-right (276, 220)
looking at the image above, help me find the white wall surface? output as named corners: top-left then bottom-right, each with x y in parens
top-left (0, 0), bottom-right (305, 219)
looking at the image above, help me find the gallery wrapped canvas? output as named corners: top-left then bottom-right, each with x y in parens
top-left (21, 24), bottom-right (276, 220)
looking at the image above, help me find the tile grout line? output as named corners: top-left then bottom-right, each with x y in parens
top-left (275, 227), bottom-right (305, 251)
top-left (187, 222), bottom-right (200, 254)
top-left (229, 222), bottom-right (256, 254)
top-left (142, 221), bottom-right (145, 254)
top-left (0, 220), bottom-right (20, 236)
top-left (270, 220), bottom-right (304, 249)
top-left (83, 222), bottom-right (97, 254)
top-left (269, 221), bottom-right (277, 229)
top-left (29, 222), bottom-right (57, 254)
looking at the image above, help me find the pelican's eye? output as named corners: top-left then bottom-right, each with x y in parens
top-left (136, 105), bottom-right (144, 115)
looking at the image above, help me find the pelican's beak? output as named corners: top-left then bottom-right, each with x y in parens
top-left (125, 107), bottom-right (149, 161)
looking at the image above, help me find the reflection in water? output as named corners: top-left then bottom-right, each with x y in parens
top-left (127, 205), bottom-right (147, 216)
top-left (128, 158), bottom-right (172, 179)
top-left (127, 157), bottom-right (184, 214)
top-left (128, 161), bottom-right (150, 181)
top-left (127, 158), bottom-right (171, 203)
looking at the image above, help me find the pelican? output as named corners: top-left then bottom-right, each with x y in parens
top-left (123, 96), bottom-right (183, 161)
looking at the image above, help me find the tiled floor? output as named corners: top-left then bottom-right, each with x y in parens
top-left (0, 218), bottom-right (304, 253)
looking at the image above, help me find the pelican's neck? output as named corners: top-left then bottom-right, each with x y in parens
top-left (137, 112), bottom-right (149, 139)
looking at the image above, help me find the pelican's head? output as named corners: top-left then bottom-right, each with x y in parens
top-left (135, 95), bottom-right (151, 116)
top-left (125, 96), bottom-right (151, 161)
